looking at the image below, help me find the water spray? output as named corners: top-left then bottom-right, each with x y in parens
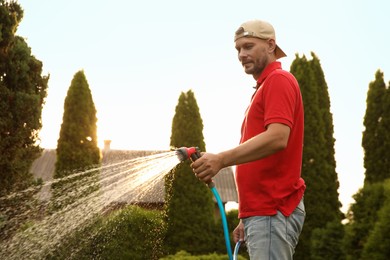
top-left (175, 147), bottom-right (236, 260)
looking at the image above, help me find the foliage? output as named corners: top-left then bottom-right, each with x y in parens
top-left (45, 206), bottom-right (243, 259)
top-left (361, 179), bottom-right (390, 259)
top-left (290, 53), bottom-right (344, 259)
top-left (0, 0), bottom-right (48, 195)
top-left (362, 70), bottom-right (390, 183)
top-left (0, 0), bottom-right (23, 51)
top-left (160, 250), bottom-right (247, 260)
top-left (345, 71), bottom-right (390, 259)
top-left (170, 89), bottom-right (206, 150)
top-left (54, 70), bottom-right (100, 177)
top-left (344, 182), bottom-right (385, 259)
top-left (225, 209), bottom-right (240, 234)
top-left (310, 220), bottom-right (345, 260)
top-left (0, 181), bottom-right (43, 240)
top-left (164, 90), bottom-right (217, 255)
top-left (52, 71), bottom-right (100, 210)
top-left (48, 205), bottom-right (166, 260)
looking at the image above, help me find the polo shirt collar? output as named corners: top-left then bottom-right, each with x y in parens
top-left (255, 61), bottom-right (282, 88)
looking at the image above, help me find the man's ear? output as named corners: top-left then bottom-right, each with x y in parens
top-left (267, 39), bottom-right (277, 55)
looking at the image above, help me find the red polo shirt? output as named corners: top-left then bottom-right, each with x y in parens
top-left (236, 61), bottom-right (305, 218)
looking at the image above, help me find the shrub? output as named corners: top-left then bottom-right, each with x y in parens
top-left (49, 205), bottom-right (166, 260)
top-left (160, 250), bottom-right (247, 260)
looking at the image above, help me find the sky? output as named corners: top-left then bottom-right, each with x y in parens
top-left (16, 0), bottom-right (390, 213)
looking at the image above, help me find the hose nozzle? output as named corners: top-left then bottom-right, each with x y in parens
top-left (175, 147), bottom-right (201, 162)
top-left (175, 147), bottom-right (215, 188)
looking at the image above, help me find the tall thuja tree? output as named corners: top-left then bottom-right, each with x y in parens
top-left (380, 79), bottom-right (390, 178)
top-left (310, 53), bottom-right (341, 214)
top-left (52, 71), bottom-right (100, 209)
top-left (379, 78), bottom-right (390, 179)
top-left (290, 54), bottom-right (322, 260)
top-left (307, 53), bottom-right (344, 260)
top-left (0, 0), bottom-right (48, 195)
top-left (344, 71), bottom-right (390, 259)
top-left (164, 90), bottom-right (216, 255)
top-left (290, 53), bottom-right (343, 260)
top-left (362, 70), bottom-right (389, 183)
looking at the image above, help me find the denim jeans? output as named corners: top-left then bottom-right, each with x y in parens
top-left (242, 198), bottom-right (305, 260)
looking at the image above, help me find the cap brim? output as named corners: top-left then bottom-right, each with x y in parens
top-left (275, 45), bottom-right (287, 59)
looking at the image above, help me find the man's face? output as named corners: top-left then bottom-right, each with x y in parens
top-left (235, 37), bottom-right (270, 79)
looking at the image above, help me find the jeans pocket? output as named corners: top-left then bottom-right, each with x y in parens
top-left (287, 200), bottom-right (305, 248)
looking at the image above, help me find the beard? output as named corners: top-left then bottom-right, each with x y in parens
top-left (243, 55), bottom-right (269, 78)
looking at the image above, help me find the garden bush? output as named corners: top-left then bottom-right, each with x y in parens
top-left (48, 205), bottom-right (166, 260)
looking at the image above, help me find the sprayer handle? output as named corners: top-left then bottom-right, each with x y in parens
top-left (188, 147), bottom-right (215, 188)
top-left (190, 147), bottom-right (202, 162)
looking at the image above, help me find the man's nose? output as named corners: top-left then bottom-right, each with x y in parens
top-left (238, 50), bottom-right (247, 62)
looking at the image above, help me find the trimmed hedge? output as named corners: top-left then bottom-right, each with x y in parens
top-left (46, 206), bottom-right (247, 259)
top-left (49, 205), bottom-right (166, 260)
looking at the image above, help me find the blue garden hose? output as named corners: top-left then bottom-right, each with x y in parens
top-left (233, 240), bottom-right (242, 260)
top-left (209, 183), bottom-right (233, 260)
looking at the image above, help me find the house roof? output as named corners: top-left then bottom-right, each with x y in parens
top-left (30, 149), bottom-right (238, 204)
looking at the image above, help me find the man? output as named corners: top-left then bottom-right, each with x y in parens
top-left (191, 19), bottom-right (306, 259)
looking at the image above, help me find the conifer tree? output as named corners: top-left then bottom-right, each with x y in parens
top-left (0, 0), bottom-right (48, 195)
top-left (290, 53), bottom-right (343, 259)
top-left (52, 71), bottom-right (100, 208)
top-left (362, 70), bottom-right (389, 183)
top-left (164, 90), bottom-right (216, 255)
top-left (344, 71), bottom-right (390, 259)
